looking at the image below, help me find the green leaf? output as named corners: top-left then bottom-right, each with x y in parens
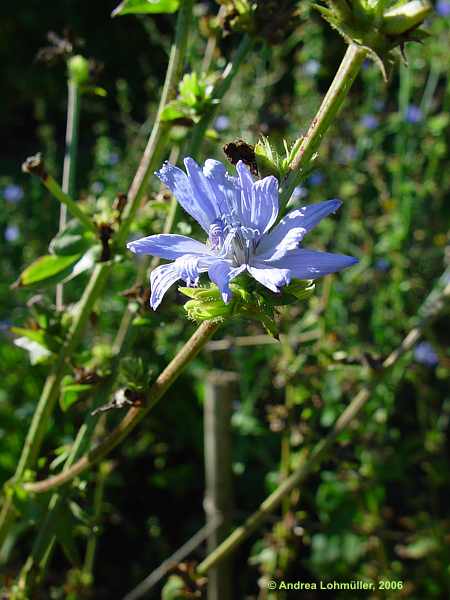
top-left (14, 337), bottom-right (52, 365)
top-left (60, 382), bottom-right (92, 412)
top-left (49, 220), bottom-right (92, 257)
top-left (161, 101), bottom-right (190, 122)
top-left (11, 327), bottom-right (48, 347)
top-left (16, 254), bottom-right (82, 288)
top-left (112, 0), bottom-right (179, 17)
top-left (162, 575), bottom-right (185, 600)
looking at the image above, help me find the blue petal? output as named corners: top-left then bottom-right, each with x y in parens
top-left (262, 248), bottom-right (358, 279)
top-left (252, 175), bottom-right (279, 234)
top-left (256, 199), bottom-right (342, 260)
top-left (203, 159), bottom-right (241, 220)
top-left (236, 161), bottom-right (279, 235)
top-left (150, 263), bottom-right (183, 310)
top-left (236, 161), bottom-right (254, 223)
top-left (149, 254), bottom-right (214, 310)
top-left (127, 234), bottom-right (211, 260)
top-left (156, 161), bottom-right (215, 232)
top-left (247, 265), bottom-right (291, 293)
top-left (208, 261), bottom-right (246, 303)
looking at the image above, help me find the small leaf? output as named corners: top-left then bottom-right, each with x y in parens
top-left (161, 101), bottom-right (189, 122)
top-left (112, 0), bottom-right (179, 17)
top-left (60, 384), bottom-right (92, 412)
top-left (49, 220), bottom-right (92, 257)
top-left (15, 254), bottom-right (81, 288)
top-left (14, 337), bottom-right (52, 365)
top-left (11, 327), bottom-right (48, 347)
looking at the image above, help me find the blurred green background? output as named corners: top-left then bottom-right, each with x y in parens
top-left (0, 1), bottom-right (449, 598)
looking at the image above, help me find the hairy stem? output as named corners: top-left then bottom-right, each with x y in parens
top-left (25, 321), bottom-right (219, 493)
top-left (197, 277), bottom-right (450, 575)
top-left (280, 43), bottom-right (367, 206)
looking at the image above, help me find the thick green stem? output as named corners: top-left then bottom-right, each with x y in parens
top-left (25, 321), bottom-right (219, 493)
top-left (57, 79), bottom-right (81, 309)
top-left (197, 278), bottom-right (450, 575)
top-left (280, 43), bottom-right (367, 206)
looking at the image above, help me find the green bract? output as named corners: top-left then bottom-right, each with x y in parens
top-left (179, 279), bottom-right (315, 338)
top-left (315, 0), bottom-right (432, 78)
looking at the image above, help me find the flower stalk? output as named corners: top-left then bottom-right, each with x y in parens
top-left (281, 43), bottom-right (367, 206)
top-left (57, 75), bottom-right (82, 309)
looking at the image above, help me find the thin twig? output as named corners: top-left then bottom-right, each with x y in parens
top-left (123, 517), bottom-right (222, 600)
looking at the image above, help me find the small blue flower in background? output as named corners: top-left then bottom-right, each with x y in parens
top-left (3, 184), bottom-right (24, 204)
top-left (91, 181), bottom-right (105, 194)
top-left (414, 341), bottom-right (439, 367)
top-left (128, 158), bottom-right (357, 309)
top-left (405, 105), bottom-right (423, 124)
top-left (304, 59), bottom-right (320, 76)
top-left (361, 114), bottom-right (379, 130)
top-left (374, 258), bottom-right (391, 272)
top-left (342, 145), bottom-right (357, 164)
top-left (107, 152), bottom-right (120, 166)
top-left (308, 171), bottom-right (324, 187)
top-left (5, 225), bottom-right (19, 242)
top-left (291, 186), bottom-right (309, 202)
top-left (214, 115), bottom-right (230, 132)
top-left (436, 0), bottom-right (450, 16)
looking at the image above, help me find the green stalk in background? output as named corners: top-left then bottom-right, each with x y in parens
top-left (0, 0), bottom-right (194, 553)
top-left (56, 58), bottom-right (85, 309)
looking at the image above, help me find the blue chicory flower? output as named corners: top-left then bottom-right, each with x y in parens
top-left (361, 114), bottom-right (379, 130)
top-left (214, 115), bottom-right (230, 131)
top-left (3, 184), bottom-right (24, 203)
top-left (405, 105), bottom-right (423, 124)
top-left (291, 186), bottom-right (309, 202)
top-left (414, 341), bottom-right (439, 367)
top-left (436, 0), bottom-right (450, 17)
top-left (127, 158), bottom-right (358, 309)
top-left (304, 59), bottom-right (320, 76)
top-left (308, 171), bottom-right (324, 187)
top-left (5, 225), bottom-right (19, 242)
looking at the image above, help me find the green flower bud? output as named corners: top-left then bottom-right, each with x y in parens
top-left (382, 0), bottom-right (431, 34)
top-left (315, 0), bottom-right (432, 79)
top-left (67, 55), bottom-right (90, 85)
top-left (179, 278), bottom-right (315, 337)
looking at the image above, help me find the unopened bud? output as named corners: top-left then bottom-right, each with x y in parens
top-left (382, 0), bottom-right (432, 34)
top-left (68, 54), bottom-right (90, 85)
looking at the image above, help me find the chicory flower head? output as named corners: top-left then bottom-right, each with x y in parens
top-left (127, 158), bottom-right (357, 310)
